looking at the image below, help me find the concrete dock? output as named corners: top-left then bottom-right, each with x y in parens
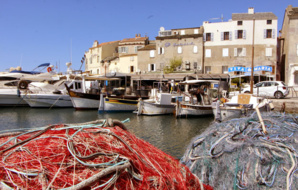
top-left (271, 91), bottom-right (298, 113)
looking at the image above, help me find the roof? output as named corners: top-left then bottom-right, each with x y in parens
top-left (89, 40), bottom-right (119, 50)
top-left (137, 44), bottom-right (156, 51)
top-left (232, 12), bottom-right (277, 20)
top-left (120, 36), bottom-right (148, 43)
top-left (156, 34), bottom-right (203, 40)
top-left (179, 80), bottom-right (219, 85)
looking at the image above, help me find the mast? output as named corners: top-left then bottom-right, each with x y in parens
top-left (250, 19), bottom-right (255, 94)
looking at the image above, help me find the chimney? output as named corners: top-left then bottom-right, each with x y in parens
top-left (248, 7), bottom-right (254, 14)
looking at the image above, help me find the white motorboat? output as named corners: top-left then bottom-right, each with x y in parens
top-left (212, 94), bottom-right (273, 121)
top-left (0, 88), bottom-right (28, 106)
top-left (137, 92), bottom-right (176, 115)
top-left (175, 80), bottom-right (224, 118)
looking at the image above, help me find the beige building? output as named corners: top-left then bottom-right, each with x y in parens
top-left (116, 34), bottom-right (149, 74)
top-left (138, 27), bottom-right (204, 74)
top-left (84, 40), bottom-right (119, 75)
top-left (278, 5), bottom-right (298, 86)
top-left (203, 8), bottom-right (277, 79)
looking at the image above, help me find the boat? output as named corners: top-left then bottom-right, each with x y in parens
top-left (212, 93), bottom-right (273, 121)
top-left (98, 93), bottom-right (140, 113)
top-left (175, 80), bottom-right (223, 118)
top-left (21, 79), bottom-right (83, 108)
top-left (0, 63), bottom-right (57, 107)
top-left (137, 90), bottom-right (176, 115)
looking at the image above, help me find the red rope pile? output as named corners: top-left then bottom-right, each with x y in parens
top-left (0, 121), bottom-right (213, 189)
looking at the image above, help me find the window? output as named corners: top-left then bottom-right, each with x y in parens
top-left (264, 29), bottom-right (275, 38)
top-left (180, 30), bottom-right (185, 35)
top-left (295, 72), bottom-right (298, 85)
top-left (234, 48), bottom-right (246, 57)
top-left (222, 66), bottom-right (228, 74)
top-left (205, 66), bottom-right (211, 74)
top-left (119, 47), bottom-right (128, 53)
top-left (237, 21), bottom-right (243, 25)
top-left (221, 31), bottom-right (232, 40)
top-left (194, 29), bottom-right (199, 34)
top-left (130, 56), bottom-right (134, 61)
top-left (158, 47), bottom-right (164, 54)
top-left (205, 33), bottom-right (212, 41)
top-left (222, 48), bottom-right (229, 57)
top-left (150, 50), bottom-right (155, 58)
top-left (297, 44), bottom-right (298, 56)
top-left (148, 64), bottom-right (156, 72)
top-left (178, 46), bottom-right (182, 54)
top-left (194, 62), bottom-right (197, 70)
top-left (235, 30), bottom-right (246, 39)
top-left (266, 48), bottom-right (272, 57)
top-left (267, 20), bottom-right (272, 25)
top-left (135, 46), bottom-right (142, 53)
top-left (193, 46), bottom-right (198, 53)
top-left (130, 66), bottom-right (134, 73)
top-left (224, 32), bottom-right (230, 40)
top-left (185, 62), bottom-right (190, 70)
top-left (205, 49), bottom-right (211, 57)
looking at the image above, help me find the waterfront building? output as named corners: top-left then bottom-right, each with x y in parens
top-left (137, 27), bottom-right (204, 74)
top-left (278, 5), bottom-right (298, 86)
top-left (84, 40), bottom-right (119, 75)
top-left (116, 34), bottom-right (149, 74)
top-left (203, 7), bottom-right (277, 80)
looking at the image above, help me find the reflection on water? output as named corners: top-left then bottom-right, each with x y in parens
top-left (0, 107), bottom-right (214, 159)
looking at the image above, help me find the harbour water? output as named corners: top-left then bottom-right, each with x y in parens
top-left (0, 107), bottom-right (214, 159)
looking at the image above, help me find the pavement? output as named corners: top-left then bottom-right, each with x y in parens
top-left (270, 91), bottom-right (298, 113)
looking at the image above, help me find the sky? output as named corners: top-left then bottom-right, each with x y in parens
top-left (0, 0), bottom-right (297, 73)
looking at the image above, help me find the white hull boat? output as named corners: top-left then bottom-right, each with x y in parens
top-left (212, 94), bottom-right (273, 121)
top-left (0, 88), bottom-right (28, 106)
top-left (176, 103), bottom-right (213, 118)
top-left (137, 93), bottom-right (175, 116)
top-left (23, 94), bottom-right (72, 108)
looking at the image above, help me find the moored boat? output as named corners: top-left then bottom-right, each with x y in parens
top-left (212, 93), bottom-right (273, 121)
top-left (137, 92), bottom-right (176, 115)
top-left (175, 80), bottom-right (225, 118)
top-left (98, 94), bottom-right (140, 113)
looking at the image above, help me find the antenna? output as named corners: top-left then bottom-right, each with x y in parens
top-left (209, 14), bottom-right (224, 22)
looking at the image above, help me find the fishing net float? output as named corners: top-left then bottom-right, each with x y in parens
top-left (0, 119), bottom-right (212, 190)
top-left (181, 112), bottom-right (298, 189)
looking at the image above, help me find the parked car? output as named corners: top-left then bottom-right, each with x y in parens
top-left (241, 81), bottom-right (289, 99)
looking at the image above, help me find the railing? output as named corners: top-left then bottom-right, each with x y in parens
top-left (288, 86), bottom-right (298, 97)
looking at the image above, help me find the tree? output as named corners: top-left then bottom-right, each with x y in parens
top-left (163, 57), bottom-right (182, 74)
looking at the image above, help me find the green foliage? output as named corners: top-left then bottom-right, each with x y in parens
top-left (163, 57), bottom-right (182, 74)
top-left (231, 78), bottom-right (245, 85)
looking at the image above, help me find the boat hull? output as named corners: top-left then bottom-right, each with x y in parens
top-left (98, 97), bottom-right (139, 113)
top-left (23, 94), bottom-right (73, 108)
top-left (137, 100), bottom-right (175, 115)
top-left (0, 89), bottom-right (28, 106)
top-left (176, 103), bottom-right (213, 118)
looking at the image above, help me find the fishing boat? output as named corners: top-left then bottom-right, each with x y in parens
top-left (137, 90), bottom-right (176, 116)
top-left (175, 80), bottom-right (223, 118)
top-left (212, 93), bottom-right (273, 121)
top-left (98, 94), bottom-right (140, 113)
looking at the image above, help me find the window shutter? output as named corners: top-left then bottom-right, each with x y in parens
top-left (154, 64), bottom-right (156, 71)
top-left (150, 50), bottom-right (155, 57)
top-left (148, 64), bottom-right (151, 71)
top-left (264, 29), bottom-right (267, 39)
top-left (243, 30), bottom-right (246, 39)
top-left (243, 48), bottom-right (246, 56)
top-left (234, 48), bottom-right (238, 56)
top-left (203, 33), bottom-right (206, 41)
top-left (118, 47), bottom-right (121, 53)
top-left (272, 29), bottom-right (275, 39)
top-left (162, 48), bottom-right (165, 54)
top-left (211, 33), bottom-right (214, 41)
top-left (221, 32), bottom-right (224, 41)
top-left (178, 46), bottom-right (182, 54)
top-left (158, 47), bottom-right (161, 55)
top-left (235, 30), bottom-right (238, 39)
top-left (229, 31), bottom-right (232, 40)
